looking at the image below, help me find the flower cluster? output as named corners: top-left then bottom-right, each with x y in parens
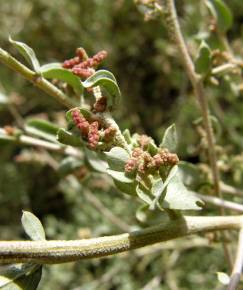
top-left (71, 109), bottom-right (116, 150)
top-left (88, 121), bottom-right (99, 149)
top-left (63, 48), bottom-right (108, 79)
top-left (125, 145), bottom-right (179, 175)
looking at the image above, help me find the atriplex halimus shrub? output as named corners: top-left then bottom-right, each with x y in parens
top-left (0, 0), bottom-right (243, 289)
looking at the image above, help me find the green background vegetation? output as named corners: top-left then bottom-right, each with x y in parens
top-left (0, 1), bottom-right (243, 289)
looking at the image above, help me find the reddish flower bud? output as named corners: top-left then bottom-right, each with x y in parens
top-left (72, 67), bottom-right (95, 78)
top-left (63, 56), bottom-right (81, 69)
top-left (75, 47), bottom-right (87, 60)
top-left (104, 126), bottom-right (116, 142)
top-left (72, 110), bottom-right (89, 136)
top-left (88, 121), bottom-right (100, 149)
top-left (125, 158), bottom-right (138, 173)
top-left (132, 147), bottom-right (143, 158)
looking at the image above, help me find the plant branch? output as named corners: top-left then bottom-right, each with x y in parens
top-left (221, 183), bottom-right (243, 197)
top-left (228, 228), bottom-right (243, 290)
top-left (161, 0), bottom-right (232, 267)
top-left (0, 215), bottom-right (242, 264)
top-left (0, 128), bottom-right (82, 158)
top-left (195, 193), bottom-right (243, 213)
top-left (0, 48), bottom-right (77, 108)
top-left (161, 0), bottom-right (221, 202)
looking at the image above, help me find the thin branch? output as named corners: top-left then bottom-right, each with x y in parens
top-left (0, 128), bottom-right (82, 158)
top-left (0, 48), bottom-right (77, 108)
top-left (195, 193), bottom-right (243, 213)
top-left (212, 63), bottom-right (238, 75)
top-left (221, 183), bottom-right (243, 197)
top-left (0, 215), bottom-right (242, 264)
top-left (227, 228), bottom-right (243, 290)
top-left (83, 189), bottom-right (131, 232)
top-left (161, 0), bottom-right (232, 267)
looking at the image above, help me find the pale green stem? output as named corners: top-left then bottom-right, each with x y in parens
top-left (0, 215), bottom-right (242, 264)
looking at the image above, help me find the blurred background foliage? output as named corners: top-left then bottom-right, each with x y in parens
top-left (0, 0), bottom-right (243, 289)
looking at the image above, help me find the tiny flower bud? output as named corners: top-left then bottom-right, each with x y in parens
top-left (72, 110), bottom-right (89, 136)
top-left (104, 126), bottom-right (116, 142)
top-left (132, 147), bottom-right (143, 158)
top-left (125, 158), bottom-right (138, 173)
top-left (63, 56), bottom-right (81, 69)
top-left (88, 121), bottom-right (100, 149)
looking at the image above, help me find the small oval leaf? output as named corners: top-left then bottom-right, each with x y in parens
top-left (162, 175), bottom-right (203, 210)
top-left (9, 36), bottom-right (40, 72)
top-left (136, 185), bottom-right (153, 206)
top-left (160, 124), bottom-right (177, 152)
top-left (216, 272), bottom-right (230, 285)
top-left (57, 128), bottom-right (83, 147)
top-left (85, 148), bottom-right (108, 173)
top-left (195, 41), bottom-right (212, 75)
top-left (21, 211), bottom-right (45, 241)
top-left (107, 169), bottom-right (134, 183)
top-left (104, 147), bottom-right (130, 171)
top-left (206, 0), bottom-right (233, 33)
top-left (113, 179), bottom-right (137, 196)
top-left (40, 63), bottom-right (84, 95)
top-left (0, 264), bottom-right (42, 290)
top-left (82, 70), bottom-right (121, 110)
top-left (26, 119), bottom-right (59, 143)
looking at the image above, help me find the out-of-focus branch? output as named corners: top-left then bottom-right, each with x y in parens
top-left (195, 193), bottom-right (243, 213)
top-left (0, 128), bottom-right (82, 158)
top-left (221, 183), bottom-right (243, 197)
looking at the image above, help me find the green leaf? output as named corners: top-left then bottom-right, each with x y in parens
top-left (162, 175), bottom-right (203, 210)
top-left (104, 147), bottom-right (130, 171)
top-left (147, 141), bottom-right (158, 155)
top-left (195, 41), bottom-right (212, 75)
top-left (113, 179), bottom-right (137, 196)
top-left (26, 119), bottom-right (59, 143)
top-left (21, 211), bottom-right (45, 241)
top-left (136, 205), bottom-right (149, 223)
top-left (107, 169), bottom-right (134, 183)
top-left (151, 178), bottom-right (164, 197)
top-left (57, 128), bottom-right (83, 147)
top-left (216, 272), bottom-right (230, 285)
top-left (136, 185), bottom-right (153, 206)
top-left (0, 264), bottom-right (42, 290)
top-left (82, 70), bottom-right (121, 110)
top-left (0, 92), bottom-right (8, 105)
top-left (85, 149), bottom-right (108, 173)
top-left (206, 0), bottom-right (233, 33)
top-left (9, 36), bottom-right (40, 72)
top-left (40, 63), bottom-right (84, 95)
top-left (160, 124), bottom-right (177, 152)
top-left (149, 167), bottom-right (178, 210)
top-left (58, 156), bottom-right (84, 176)
top-left (123, 129), bottom-right (132, 144)
top-left (178, 161), bottom-right (202, 189)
